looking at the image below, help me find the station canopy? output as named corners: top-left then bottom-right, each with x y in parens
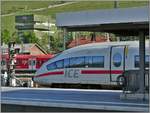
top-left (56, 7), bottom-right (149, 36)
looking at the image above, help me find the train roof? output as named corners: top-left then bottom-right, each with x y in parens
top-left (63, 40), bottom-right (149, 54)
top-left (15, 54), bottom-right (54, 58)
top-left (46, 40), bottom-right (149, 62)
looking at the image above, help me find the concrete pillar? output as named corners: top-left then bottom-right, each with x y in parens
top-left (138, 31), bottom-right (145, 93)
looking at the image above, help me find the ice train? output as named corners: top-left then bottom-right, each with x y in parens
top-left (33, 41), bottom-right (150, 87)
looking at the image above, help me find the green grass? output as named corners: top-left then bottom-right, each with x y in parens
top-left (1, 1), bottom-right (149, 36)
top-left (1, 1), bottom-right (65, 14)
top-left (35, 1), bottom-right (149, 17)
top-left (1, 15), bottom-right (15, 35)
top-left (35, 1), bottom-right (115, 17)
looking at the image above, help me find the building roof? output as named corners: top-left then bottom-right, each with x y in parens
top-left (1, 43), bottom-right (48, 55)
top-left (56, 7), bottom-right (149, 35)
top-left (15, 43), bottom-right (48, 54)
top-left (67, 36), bottom-right (108, 48)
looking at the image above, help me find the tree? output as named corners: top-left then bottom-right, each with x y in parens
top-left (12, 31), bottom-right (21, 43)
top-left (1, 29), bottom-right (21, 44)
top-left (38, 33), bottom-right (49, 52)
top-left (22, 31), bottom-right (39, 43)
top-left (1, 29), bottom-right (11, 44)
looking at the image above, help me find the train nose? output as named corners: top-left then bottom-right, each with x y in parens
top-left (33, 69), bottom-right (43, 84)
top-left (32, 76), bottom-right (37, 82)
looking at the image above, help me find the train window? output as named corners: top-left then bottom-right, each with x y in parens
top-left (135, 56), bottom-right (139, 67)
top-left (76, 57), bottom-right (85, 67)
top-left (69, 57), bottom-right (85, 68)
top-left (70, 57), bottom-right (77, 68)
top-left (113, 53), bottom-right (122, 67)
top-left (92, 56), bottom-right (104, 68)
top-left (47, 62), bottom-right (56, 70)
top-left (56, 60), bottom-right (64, 69)
top-left (85, 56), bottom-right (93, 67)
top-left (135, 55), bottom-right (150, 68)
top-left (64, 58), bottom-right (70, 68)
top-left (70, 57), bottom-right (84, 68)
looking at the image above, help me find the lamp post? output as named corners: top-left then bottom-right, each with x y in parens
top-left (7, 41), bottom-right (16, 86)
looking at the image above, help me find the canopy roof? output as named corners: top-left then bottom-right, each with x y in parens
top-left (56, 7), bottom-right (149, 36)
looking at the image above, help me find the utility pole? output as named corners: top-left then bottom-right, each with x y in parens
top-left (63, 28), bottom-right (67, 50)
top-left (114, 1), bottom-right (119, 8)
top-left (7, 41), bottom-right (16, 86)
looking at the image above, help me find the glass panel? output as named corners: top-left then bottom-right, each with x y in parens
top-left (113, 53), bottom-right (122, 67)
top-left (68, 57), bottom-right (85, 68)
top-left (47, 62), bottom-right (56, 70)
top-left (85, 56), bottom-right (92, 67)
top-left (56, 60), bottom-right (64, 69)
top-left (135, 55), bottom-right (150, 68)
top-left (92, 56), bottom-right (104, 67)
top-left (70, 57), bottom-right (77, 68)
top-left (64, 58), bottom-right (70, 68)
top-left (75, 57), bottom-right (85, 67)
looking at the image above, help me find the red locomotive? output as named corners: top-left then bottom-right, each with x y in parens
top-left (1, 54), bottom-right (54, 74)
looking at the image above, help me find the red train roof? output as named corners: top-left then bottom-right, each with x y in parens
top-left (15, 54), bottom-right (54, 59)
top-left (1, 54), bottom-right (54, 59)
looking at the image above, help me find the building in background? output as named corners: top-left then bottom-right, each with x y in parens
top-left (67, 36), bottom-right (109, 48)
top-left (15, 14), bottom-right (55, 52)
top-left (1, 43), bottom-right (48, 55)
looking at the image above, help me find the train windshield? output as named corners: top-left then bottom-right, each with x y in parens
top-left (52, 53), bottom-right (62, 59)
top-left (135, 55), bottom-right (150, 68)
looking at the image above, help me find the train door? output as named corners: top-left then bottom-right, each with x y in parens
top-left (28, 58), bottom-right (36, 70)
top-left (110, 46), bottom-right (126, 82)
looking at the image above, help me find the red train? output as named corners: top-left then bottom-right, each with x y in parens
top-left (1, 54), bottom-right (54, 73)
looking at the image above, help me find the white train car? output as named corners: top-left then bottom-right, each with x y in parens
top-left (33, 41), bottom-right (150, 86)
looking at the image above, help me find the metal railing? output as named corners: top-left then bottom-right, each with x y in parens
top-left (122, 69), bottom-right (149, 93)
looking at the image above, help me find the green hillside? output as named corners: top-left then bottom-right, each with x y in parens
top-left (2, 1), bottom-right (149, 35)
top-left (1, 1), bottom-right (66, 15)
top-left (35, 1), bottom-right (149, 17)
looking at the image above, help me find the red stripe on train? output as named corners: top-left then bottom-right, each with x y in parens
top-left (35, 71), bottom-right (64, 78)
top-left (35, 70), bottom-right (123, 78)
top-left (81, 70), bottom-right (123, 74)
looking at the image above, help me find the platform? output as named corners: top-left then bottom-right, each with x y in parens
top-left (1, 87), bottom-right (149, 112)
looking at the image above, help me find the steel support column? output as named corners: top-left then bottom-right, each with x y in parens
top-left (138, 31), bottom-right (145, 93)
